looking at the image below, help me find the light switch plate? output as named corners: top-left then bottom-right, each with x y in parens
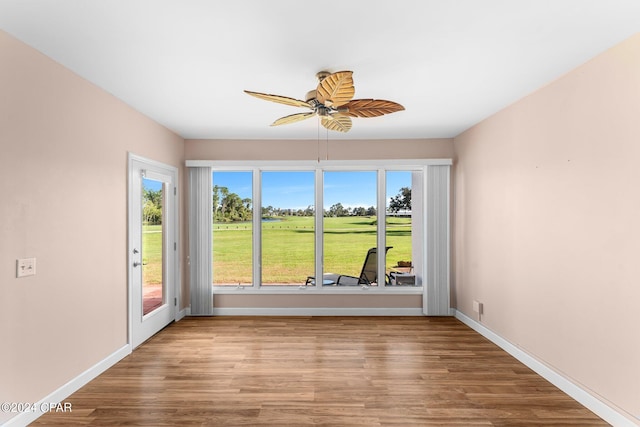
top-left (16, 258), bottom-right (36, 278)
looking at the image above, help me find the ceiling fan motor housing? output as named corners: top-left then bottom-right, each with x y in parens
top-left (316, 106), bottom-right (332, 117)
top-left (316, 71), bottom-right (331, 81)
top-left (305, 90), bottom-right (317, 102)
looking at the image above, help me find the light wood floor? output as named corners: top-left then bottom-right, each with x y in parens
top-left (31, 316), bottom-right (607, 426)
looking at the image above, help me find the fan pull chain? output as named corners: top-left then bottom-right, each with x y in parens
top-left (317, 117), bottom-right (321, 162)
top-left (326, 127), bottom-right (329, 161)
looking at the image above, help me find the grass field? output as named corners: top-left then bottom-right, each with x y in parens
top-left (213, 216), bottom-right (412, 285)
top-left (142, 217), bottom-right (413, 285)
top-left (142, 224), bottom-right (163, 286)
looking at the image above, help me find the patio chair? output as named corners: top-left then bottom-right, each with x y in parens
top-left (305, 246), bottom-right (392, 286)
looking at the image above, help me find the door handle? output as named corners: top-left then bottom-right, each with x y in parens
top-left (133, 261), bottom-right (141, 267)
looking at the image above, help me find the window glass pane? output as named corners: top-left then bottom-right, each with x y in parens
top-left (261, 171), bottom-right (315, 286)
top-left (323, 171), bottom-right (378, 286)
top-left (212, 171), bottom-right (253, 286)
top-left (142, 177), bottom-right (164, 315)
top-left (386, 171), bottom-right (420, 286)
top-left (208, 167), bottom-right (423, 290)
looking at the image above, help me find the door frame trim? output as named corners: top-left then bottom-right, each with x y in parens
top-left (127, 152), bottom-right (180, 348)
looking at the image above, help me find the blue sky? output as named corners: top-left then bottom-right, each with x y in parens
top-left (143, 177), bottom-right (163, 191)
top-left (212, 171), bottom-right (411, 210)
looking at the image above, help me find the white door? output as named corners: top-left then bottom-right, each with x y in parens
top-left (128, 154), bottom-right (178, 348)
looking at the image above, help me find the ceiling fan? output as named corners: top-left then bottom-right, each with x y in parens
top-left (244, 71), bottom-right (404, 133)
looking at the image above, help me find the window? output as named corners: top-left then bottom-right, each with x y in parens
top-left (386, 171), bottom-right (422, 286)
top-left (261, 171), bottom-right (315, 286)
top-left (212, 171), bottom-right (253, 286)
top-left (200, 162), bottom-right (435, 290)
top-left (141, 177), bottom-right (165, 315)
top-left (323, 171), bottom-right (378, 285)
top-left (189, 160), bottom-right (451, 315)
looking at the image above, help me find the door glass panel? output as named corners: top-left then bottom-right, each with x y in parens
top-left (386, 171), bottom-right (416, 286)
top-left (212, 171), bottom-right (253, 286)
top-left (261, 171), bottom-right (315, 286)
top-left (323, 171), bottom-right (377, 285)
top-left (142, 177), bottom-right (165, 315)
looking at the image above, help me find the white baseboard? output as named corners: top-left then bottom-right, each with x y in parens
top-left (210, 307), bottom-right (425, 316)
top-left (3, 345), bottom-right (131, 427)
top-left (454, 310), bottom-right (638, 427)
top-left (176, 307), bottom-right (188, 321)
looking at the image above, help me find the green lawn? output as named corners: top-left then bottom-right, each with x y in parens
top-left (142, 224), bottom-right (163, 286)
top-left (143, 216), bottom-right (413, 285)
top-left (213, 216), bottom-right (412, 284)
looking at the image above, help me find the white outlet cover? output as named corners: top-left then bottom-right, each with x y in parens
top-left (473, 300), bottom-right (483, 314)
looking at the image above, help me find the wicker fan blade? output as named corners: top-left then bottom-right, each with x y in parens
top-left (342, 99), bottom-right (405, 118)
top-left (321, 114), bottom-right (352, 133)
top-left (316, 71), bottom-right (355, 107)
top-left (271, 112), bottom-right (316, 127)
top-left (244, 90), bottom-right (312, 109)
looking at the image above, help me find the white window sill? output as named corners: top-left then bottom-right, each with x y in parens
top-left (212, 285), bottom-right (424, 295)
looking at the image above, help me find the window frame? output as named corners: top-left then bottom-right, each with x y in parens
top-left (187, 159), bottom-right (450, 295)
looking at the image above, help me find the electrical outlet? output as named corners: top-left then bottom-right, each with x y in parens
top-left (473, 300), bottom-right (483, 314)
top-left (16, 258), bottom-right (36, 278)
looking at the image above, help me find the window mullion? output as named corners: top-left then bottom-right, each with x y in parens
top-left (252, 169), bottom-right (261, 288)
top-left (315, 168), bottom-right (323, 289)
top-left (377, 169), bottom-right (386, 287)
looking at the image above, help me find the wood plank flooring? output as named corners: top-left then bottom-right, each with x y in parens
top-left (31, 316), bottom-right (607, 426)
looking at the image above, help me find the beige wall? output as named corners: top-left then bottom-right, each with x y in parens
top-left (185, 138), bottom-right (454, 161)
top-left (215, 294), bottom-right (422, 308)
top-left (0, 31), bottom-right (185, 423)
top-left (452, 33), bottom-right (640, 420)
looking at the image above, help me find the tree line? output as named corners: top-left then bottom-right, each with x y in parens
top-left (143, 185), bottom-right (411, 225)
top-left (212, 186), bottom-right (411, 223)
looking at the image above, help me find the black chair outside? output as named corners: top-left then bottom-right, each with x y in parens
top-left (305, 246), bottom-right (392, 286)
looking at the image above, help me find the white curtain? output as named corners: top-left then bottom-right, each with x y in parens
top-left (189, 167), bottom-right (213, 315)
top-left (424, 165), bottom-right (451, 315)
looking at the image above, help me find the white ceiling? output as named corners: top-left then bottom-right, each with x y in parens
top-left (1, 0), bottom-right (639, 140)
